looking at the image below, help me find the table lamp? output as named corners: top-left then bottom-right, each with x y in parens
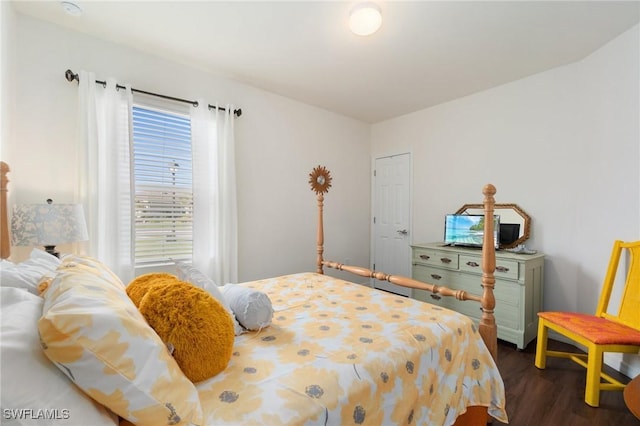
top-left (11, 199), bottom-right (89, 257)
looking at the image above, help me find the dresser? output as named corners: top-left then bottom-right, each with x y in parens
top-left (411, 243), bottom-right (544, 350)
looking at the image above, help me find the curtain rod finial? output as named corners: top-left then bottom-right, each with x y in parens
top-left (65, 69), bottom-right (78, 83)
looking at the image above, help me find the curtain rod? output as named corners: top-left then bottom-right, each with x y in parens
top-left (64, 69), bottom-right (242, 118)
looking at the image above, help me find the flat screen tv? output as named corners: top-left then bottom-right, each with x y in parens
top-left (444, 214), bottom-right (500, 249)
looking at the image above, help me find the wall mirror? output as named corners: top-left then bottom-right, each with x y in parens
top-left (455, 203), bottom-right (531, 249)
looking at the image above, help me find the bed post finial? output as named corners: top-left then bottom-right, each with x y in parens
top-left (309, 166), bottom-right (332, 274)
top-left (1, 161), bottom-right (10, 259)
top-left (480, 183), bottom-right (498, 360)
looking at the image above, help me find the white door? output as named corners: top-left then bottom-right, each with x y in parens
top-left (373, 153), bottom-right (411, 296)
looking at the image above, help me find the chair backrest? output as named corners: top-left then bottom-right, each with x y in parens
top-left (596, 240), bottom-right (640, 330)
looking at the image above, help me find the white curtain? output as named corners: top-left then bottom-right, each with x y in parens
top-left (76, 71), bottom-right (134, 282)
top-left (191, 103), bottom-right (238, 285)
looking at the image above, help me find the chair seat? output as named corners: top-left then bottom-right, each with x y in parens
top-left (538, 311), bottom-right (640, 345)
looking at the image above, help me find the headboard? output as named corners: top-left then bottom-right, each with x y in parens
top-left (1, 161), bottom-right (9, 259)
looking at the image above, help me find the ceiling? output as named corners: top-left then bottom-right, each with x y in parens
top-left (11, 1), bottom-right (640, 123)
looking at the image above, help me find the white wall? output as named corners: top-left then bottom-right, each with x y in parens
top-left (0, 1), bottom-right (16, 161)
top-left (372, 25), bottom-right (640, 375)
top-left (4, 14), bottom-right (371, 282)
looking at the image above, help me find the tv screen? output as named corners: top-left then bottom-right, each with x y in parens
top-left (499, 223), bottom-right (520, 246)
top-left (444, 214), bottom-right (500, 248)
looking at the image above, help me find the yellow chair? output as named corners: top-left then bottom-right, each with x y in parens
top-left (535, 240), bottom-right (640, 407)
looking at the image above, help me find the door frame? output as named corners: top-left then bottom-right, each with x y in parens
top-left (370, 152), bottom-right (413, 290)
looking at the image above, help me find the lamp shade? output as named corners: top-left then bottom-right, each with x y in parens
top-left (11, 203), bottom-right (88, 247)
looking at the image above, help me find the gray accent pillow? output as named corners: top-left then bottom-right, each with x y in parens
top-left (220, 284), bottom-right (274, 331)
top-left (174, 261), bottom-right (244, 335)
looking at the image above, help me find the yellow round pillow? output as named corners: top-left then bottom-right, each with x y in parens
top-left (126, 272), bottom-right (180, 307)
top-left (138, 280), bottom-right (235, 383)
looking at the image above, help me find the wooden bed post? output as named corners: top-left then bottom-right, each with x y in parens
top-left (316, 191), bottom-right (325, 274)
top-left (309, 166), bottom-right (332, 275)
top-left (480, 184), bottom-right (498, 360)
top-left (1, 161), bottom-right (10, 260)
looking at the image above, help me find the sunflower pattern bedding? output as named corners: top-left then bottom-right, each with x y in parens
top-left (196, 273), bottom-right (508, 425)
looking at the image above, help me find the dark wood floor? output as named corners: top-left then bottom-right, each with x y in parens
top-left (492, 338), bottom-right (639, 426)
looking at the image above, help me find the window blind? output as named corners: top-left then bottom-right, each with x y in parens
top-left (132, 105), bottom-right (193, 266)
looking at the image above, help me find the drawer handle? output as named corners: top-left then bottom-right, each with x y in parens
top-left (430, 285), bottom-right (442, 300)
top-left (496, 266), bottom-right (510, 273)
top-left (466, 261), bottom-right (479, 268)
top-left (419, 254), bottom-right (430, 260)
top-left (430, 274), bottom-right (442, 280)
top-left (440, 257), bottom-right (452, 264)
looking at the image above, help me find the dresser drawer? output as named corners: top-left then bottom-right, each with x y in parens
top-left (413, 266), bottom-right (520, 307)
top-left (413, 247), bottom-right (459, 270)
top-left (495, 303), bottom-right (520, 330)
top-left (450, 271), bottom-right (521, 308)
top-left (413, 264), bottom-right (458, 284)
top-left (424, 294), bottom-right (520, 331)
top-left (439, 298), bottom-right (483, 321)
top-left (430, 294), bottom-right (520, 331)
top-left (459, 254), bottom-right (519, 280)
top-left (413, 266), bottom-right (464, 306)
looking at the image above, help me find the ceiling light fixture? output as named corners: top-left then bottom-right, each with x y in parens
top-left (349, 2), bottom-right (382, 36)
top-left (61, 1), bottom-right (83, 17)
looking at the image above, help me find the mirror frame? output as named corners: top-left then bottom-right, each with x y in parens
top-left (454, 203), bottom-right (531, 249)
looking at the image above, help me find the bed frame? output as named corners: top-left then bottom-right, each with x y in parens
top-left (1, 163), bottom-right (500, 425)
top-left (0, 162), bottom-right (498, 359)
top-left (309, 165), bottom-right (498, 361)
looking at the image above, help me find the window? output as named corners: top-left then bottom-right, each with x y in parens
top-left (131, 104), bottom-right (193, 266)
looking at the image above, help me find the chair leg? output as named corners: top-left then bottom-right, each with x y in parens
top-left (534, 319), bottom-right (548, 369)
top-left (585, 345), bottom-right (603, 407)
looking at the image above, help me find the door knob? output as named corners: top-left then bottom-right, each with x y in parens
top-left (397, 229), bottom-right (408, 235)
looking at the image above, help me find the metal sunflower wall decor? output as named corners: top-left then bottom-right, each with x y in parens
top-left (308, 166), bottom-right (332, 195)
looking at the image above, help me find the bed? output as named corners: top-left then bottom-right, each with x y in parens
top-left (0, 161), bottom-right (507, 426)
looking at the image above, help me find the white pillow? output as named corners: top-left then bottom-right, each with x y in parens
top-left (0, 286), bottom-right (118, 426)
top-left (220, 284), bottom-right (274, 331)
top-left (0, 249), bottom-right (60, 295)
top-left (174, 261), bottom-right (244, 335)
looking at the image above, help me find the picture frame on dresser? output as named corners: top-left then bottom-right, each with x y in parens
top-left (412, 242), bottom-right (544, 350)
